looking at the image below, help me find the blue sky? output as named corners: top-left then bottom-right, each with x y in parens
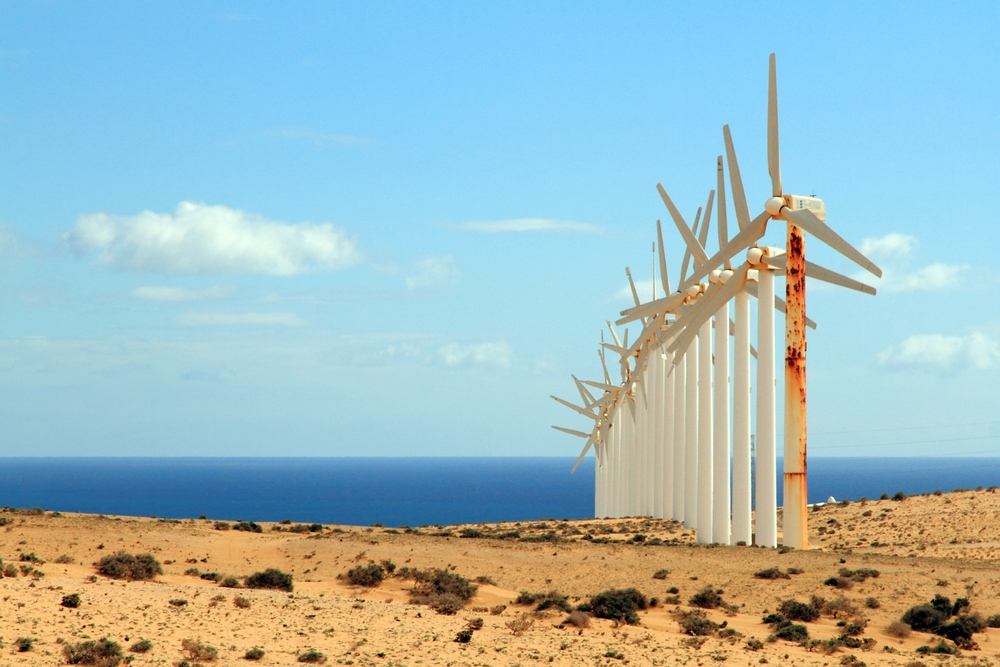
top-left (1, 2), bottom-right (998, 457)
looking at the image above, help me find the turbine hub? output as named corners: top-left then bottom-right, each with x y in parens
top-left (765, 196), bottom-right (785, 216)
top-left (747, 247), bottom-right (764, 265)
top-left (709, 269), bottom-right (722, 284)
top-left (720, 269), bottom-right (734, 284)
top-left (685, 284), bottom-right (700, 297)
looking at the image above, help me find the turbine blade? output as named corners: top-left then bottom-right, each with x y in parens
top-left (782, 207), bottom-right (883, 278)
top-left (550, 395), bottom-right (600, 420)
top-left (716, 156), bottom-right (730, 266)
top-left (606, 320), bottom-right (622, 347)
top-left (695, 190), bottom-right (715, 262)
top-left (552, 425), bottom-right (590, 438)
top-left (768, 52), bottom-right (782, 197)
top-left (658, 184), bottom-right (709, 265)
top-left (583, 380), bottom-right (621, 393)
top-left (724, 124), bottom-right (751, 230)
top-left (656, 220), bottom-right (670, 294)
top-left (570, 434), bottom-right (598, 473)
top-left (616, 291), bottom-right (686, 325)
top-left (572, 374), bottom-right (598, 405)
top-left (625, 267), bottom-right (641, 307)
top-left (762, 254), bottom-right (877, 295)
top-left (599, 348), bottom-right (612, 385)
top-left (678, 207), bottom-right (702, 284)
top-left (601, 342), bottom-right (630, 357)
top-left (681, 210), bottom-right (769, 289)
top-left (751, 343), bottom-right (758, 359)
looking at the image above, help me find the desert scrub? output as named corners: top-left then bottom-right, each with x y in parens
top-left (234, 595), bottom-right (252, 609)
top-left (61, 593), bottom-right (81, 608)
top-left (244, 647), bottom-right (265, 661)
top-left (755, 567), bottom-right (791, 580)
top-left (506, 613), bottom-right (535, 636)
top-left (344, 562), bottom-right (385, 587)
top-left (404, 568), bottom-right (477, 615)
top-left (454, 629), bottom-right (473, 643)
top-left (95, 551), bottom-right (162, 580)
top-left (297, 648), bottom-right (327, 663)
top-left (20, 552), bottom-right (44, 564)
top-left (689, 586), bottom-right (728, 610)
top-left (653, 568), bottom-right (670, 579)
top-left (214, 521), bottom-right (230, 530)
top-left (564, 610), bottom-right (590, 628)
top-left (16, 636), bottom-right (34, 652)
top-left (533, 591), bottom-right (572, 613)
top-left (777, 599), bottom-right (821, 622)
top-left (169, 598), bottom-right (188, 607)
top-left (245, 568), bottom-right (293, 592)
top-left (64, 638), bottom-right (123, 665)
top-left (129, 638), bottom-right (153, 653)
top-left (233, 521), bottom-right (262, 533)
top-left (678, 613), bottom-right (723, 636)
top-left (220, 576), bottom-right (241, 588)
top-left (55, 554), bottom-right (76, 564)
top-left (490, 604), bottom-right (507, 615)
top-left (589, 588), bottom-right (648, 625)
top-left (181, 638), bottom-right (218, 662)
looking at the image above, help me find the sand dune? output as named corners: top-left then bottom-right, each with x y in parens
top-left (2, 488), bottom-right (1000, 665)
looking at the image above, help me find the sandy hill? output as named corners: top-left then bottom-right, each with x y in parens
top-left (1, 488), bottom-right (999, 666)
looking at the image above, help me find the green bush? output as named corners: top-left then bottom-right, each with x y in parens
top-left (298, 648), bottom-right (327, 663)
top-left (61, 593), bottom-right (81, 608)
top-left (244, 647), bottom-right (265, 661)
top-left (689, 586), bottom-right (725, 609)
top-left (777, 599), bottom-right (820, 622)
top-left (233, 521), bottom-right (262, 533)
top-left (679, 616), bottom-right (722, 636)
top-left (95, 552), bottom-right (162, 581)
top-left (129, 638), bottom-right (153, 653)
top-left (459, 528), bottom-right (484, 538)
top-left (534, 591), bottom-right (571, 613)
top-left (220, 576), bottom-right (241, 588)
top-left (454, 629), bottom-right (473, 643)
top-left (902, 604), bottom-right (949, 631)
top-left (64, 638), bottom-right (123, 665)
top-left (773, 622), bottom-right (808, 642)
top-left (755, 567), bottom-right (790, 580)
top-left (652, 569), bottom-right (669, 579)
top-left (407, 568), bottom-right (477, 615)
top-left (589, 588), bottom-right (648, 625)
top-left (346, 562), bottom-right (386, 587)
top-left (16, 637), bottom-right (34, 652)
top-left (246, 568), bottom-right (293, 592)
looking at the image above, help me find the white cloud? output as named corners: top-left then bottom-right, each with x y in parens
top-left (278, 127), bottom-right (371, 147)
top-left (66, 201), bottom-right (362, 275)
top-left (405, 255), bottom-right (458, 289)
top-left (175, 312), bottom-right (307, 327)
top-left (454, 218), bottom-right (604, 234)
top-left (857, 232), bottom-right (968, 293)
top-left (131, 285), bottom-right (235, 302)
top-left (878, 332), bottom-right (1000, 372)
top-left (438, 342), bottom-right (512, 368)
top-left (883, 263), bottom-right (968, 292)
top-left (861, 232), bottom-right (918, 259)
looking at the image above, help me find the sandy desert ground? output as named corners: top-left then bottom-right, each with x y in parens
top-left (3, 488), bottom-right (1000, 666)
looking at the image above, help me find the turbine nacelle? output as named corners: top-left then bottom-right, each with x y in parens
top-left (765, 195), bottom-right (827, 222)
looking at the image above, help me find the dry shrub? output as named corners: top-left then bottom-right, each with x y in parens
top-left (63, 638), bottom-right (124, 666)
top-left (95, 552), bottom-right (162, 581)
top-left (234, 596), bottom-right (251, 609)
top-left (564, 610), bottom-right (590, 628)
top-left (489, 604), bottom-right (507, 615)
top-left (406, 568), bottom-right (477, 615)
top-left (886, 619), bottom-right (912, 638)
top-left (506, 613), bottom-right (535, 636)
top-left (181, 638), bottom-right (218, 662)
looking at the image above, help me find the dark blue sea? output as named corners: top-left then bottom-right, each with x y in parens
top-left (1, 457), bottom-right (999, 527)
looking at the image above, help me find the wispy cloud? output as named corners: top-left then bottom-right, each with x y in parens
top-left (878, 332), bottom-right (1000, 372)
top-left (438, 341), bottom-right (512, 368)
top-left (857, 232), bottom-right (968, 293)
top-left (175, 312), bottom-right (307, 327)
top-left (405, 255), bottom-right (458, 289)
top-left (453, 218), bottom-right (604, 234)
top-left (131, 285), bottom-right (235, 302)
top-left (278, 127), bottom-right (372, 147)
top-left (615, 278), bottom-right (656, 304)
top-left (66, 201), bottom-right (362, 275)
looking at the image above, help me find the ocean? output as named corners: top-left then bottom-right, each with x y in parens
top-left (1, 457), bottom-right (999, 527)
